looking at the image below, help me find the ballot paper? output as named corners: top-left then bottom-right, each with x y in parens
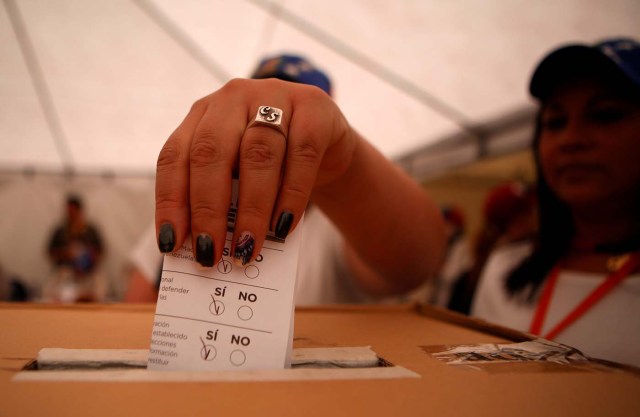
top-left (147, 182), bottom-right (303, 371)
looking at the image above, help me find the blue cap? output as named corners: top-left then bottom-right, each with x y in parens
top-left (251, 54), bottom-right (332, 96)
top-left (529, 38), bottom-right (640, 99)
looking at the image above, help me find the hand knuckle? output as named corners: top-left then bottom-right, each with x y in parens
top-left (242, 140), bottom-right (278, 168)
top-left (283, 181), bottom-right (310, 202)
top-left (239, 203), bottom-right (270, 220)
top-left (155, 193), bottom-right (186, 211)
top-left (191, 203), bottom-right (227, 222)
top-left (290, 141), bottom-right (322, 164)
top-left (190, 97), bottom-right (208, 113)
top-left (190, 137), bottom-right (226, 167)
top-left (306, 84), bottom-right (328, 99)
top-left (221, 78), bottom-right (248, 94)
top-left (157, 140), bottom-right (182, 170)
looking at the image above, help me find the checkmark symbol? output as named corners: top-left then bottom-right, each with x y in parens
top-left (210, 295), bottom-right (223, 315)
top-left (217, 259), bottom-right (232, 274)
top-left (200, 337), bottom-right (215, 361)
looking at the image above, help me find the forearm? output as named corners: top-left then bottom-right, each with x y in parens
top-left (311, 131), bottom-right (446, 296)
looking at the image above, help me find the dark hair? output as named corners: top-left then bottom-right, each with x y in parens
top-left (66, 194), bottom-right (83, 210)
top-left (504, 115), bottom-right (573, 301)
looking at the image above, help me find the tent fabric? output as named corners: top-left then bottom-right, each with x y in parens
top-left (2, 0), bottom-right (640, 175)
top-left (1, 0), bottom-right (640, 298)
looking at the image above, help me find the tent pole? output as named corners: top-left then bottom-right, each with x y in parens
top-left (3, 0), bottom-right (75, 173)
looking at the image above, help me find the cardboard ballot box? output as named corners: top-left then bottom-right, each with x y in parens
top-left (1, 302), bottom-right (639, 417)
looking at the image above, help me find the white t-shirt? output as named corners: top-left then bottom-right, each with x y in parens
top-left (129, 223), bottom-right (163, 285)
top-left (294, 207), bottom-right (372, 305)
top-left (472, 241), bottom-right (640, 367)
top-left (130, 208), bottom-right (367, 305)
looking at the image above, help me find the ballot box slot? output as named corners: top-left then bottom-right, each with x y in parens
top-left (24, 346), bottom-right (389, 371)
top-left (15, 347), bottom-right (419, 382)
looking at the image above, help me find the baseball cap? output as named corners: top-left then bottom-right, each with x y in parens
top-left (529, 37), bottom-right (640, 99)
top-left (66, 194), bottom-right (83, 209)
top-left (251, 54), bottom-right (332, 96)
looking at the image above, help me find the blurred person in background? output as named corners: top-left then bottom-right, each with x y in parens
top-left (472, 38), bottom-right (640, 367)
top-left (44, 194), bottom-right (106, 302)
top-left (448, 181), bottom-right (537, 314)
top-left (427, 205), bottom-right (472, 307)
top-left (0, 264), bottom-right (30, 302)
top-left (124, 222), bottom-right (161, 302)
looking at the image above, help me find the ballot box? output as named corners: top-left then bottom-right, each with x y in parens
top-left (1, 302), bottom-right (638, 416)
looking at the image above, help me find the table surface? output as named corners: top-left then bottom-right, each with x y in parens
top-left (1, 302), bottom-right (639, 417)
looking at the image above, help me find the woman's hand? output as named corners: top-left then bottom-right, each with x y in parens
top-left (155, 78), bottom-right (356, 267)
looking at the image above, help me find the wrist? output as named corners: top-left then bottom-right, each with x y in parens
top-left (311, 129), bottom-right (365, 202)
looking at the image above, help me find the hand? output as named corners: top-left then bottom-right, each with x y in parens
top-left (155, 78), bottom-right (356, 267)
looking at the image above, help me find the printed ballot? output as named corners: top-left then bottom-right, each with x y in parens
top-left (148, 182), bottom-right (303, 371)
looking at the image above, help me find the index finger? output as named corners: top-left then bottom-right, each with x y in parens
top-left (155, 99), bottom-right (207, 254)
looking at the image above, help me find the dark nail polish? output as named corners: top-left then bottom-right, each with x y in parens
top-left (275, 211), bottom-right (294, 239)
top-left (158, 223), bottom-right (175, 253)
top-left (234, 232), bottom-right (255, 266)
top-left (196, 234), bottom-right (214, 267)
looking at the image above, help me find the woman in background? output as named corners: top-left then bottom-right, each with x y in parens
top-left (472, 38), bottom-right (640, 367)
top-left (448, 181), bottom-right (536, 314)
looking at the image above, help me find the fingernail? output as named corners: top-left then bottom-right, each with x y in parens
top-left (275, 211), bottom-right (294, 239)
top-left (196, 234), bottom-right (214, 267)
top-left (158, 223), bottom-right (175, 253)
top-left (234, 232), bottom-right (255, 266)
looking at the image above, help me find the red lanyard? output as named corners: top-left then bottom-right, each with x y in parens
top-left (529, 253), bottom-right (640, 340)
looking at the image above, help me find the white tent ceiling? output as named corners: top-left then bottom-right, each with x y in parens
top-left (2, 0), bottom-right (640, 178)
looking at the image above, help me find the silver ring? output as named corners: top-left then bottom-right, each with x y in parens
top-left (248, 106), bottom-right (285, 137)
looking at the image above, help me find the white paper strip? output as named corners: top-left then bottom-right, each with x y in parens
top-left (35, 346), bottom-right (380, 370)
top-left (14, 366), bottom-right (420, 382)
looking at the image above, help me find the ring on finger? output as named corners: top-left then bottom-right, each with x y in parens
top-left (247, 106), bottom-right (285, 137)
